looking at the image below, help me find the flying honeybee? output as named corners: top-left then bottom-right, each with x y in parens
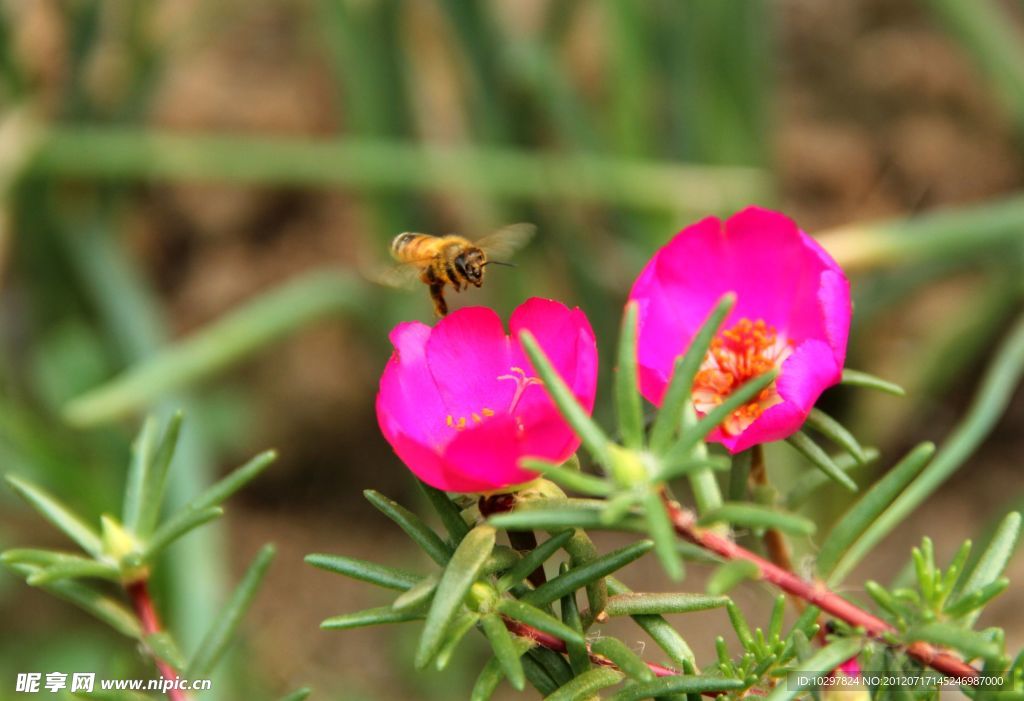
top-left (381, 223), bottom-right (536, 317)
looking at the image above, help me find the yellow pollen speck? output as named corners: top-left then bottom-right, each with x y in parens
top-left (446, 415), bottom-right (454, 427)
top-left (482, 407), bottom-right (495, 416)
top-left (472, 412), bottom-right (482, 423)
top-left (457, 417), bottom-right (467, 429)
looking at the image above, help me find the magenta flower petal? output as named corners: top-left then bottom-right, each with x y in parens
top-left (629, 207), bottom-right (852, 453)
top-left (377, 298), bottom-right (598, 493)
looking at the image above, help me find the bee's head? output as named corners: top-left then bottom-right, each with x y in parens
top-left (456, 247), bottom-right (487, 287)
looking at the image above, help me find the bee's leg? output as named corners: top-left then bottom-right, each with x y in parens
top-left (429, 282), bottom-right (448, 317)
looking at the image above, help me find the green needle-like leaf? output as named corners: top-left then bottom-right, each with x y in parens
top-left (186, 450), bottom-right (276, 512)
top-left (144, 631), bottom-right (186, 670)
top-left (497, 598), bottom-right (586, 646)
top-left (726, 600), bottom-right (754, 649)
top-left (26, 558), bottom-right (121, 585)
top-left (649, 294), bottom-right (735, 454)
top-left (523, 650), bottom-right (562, 695)
top-left (435, 610), bottom-right (480, 670)
top-left (496, 529), bottom-right (574, 592)
top-left (606, 577), bottom-right (695, 666)
top-left (481, 613), bottom-right (526, 691)
top-left (122, 417), bottom-right (158, 535)
top-left (135, 412), bottom-right (185, 538)
top-left (806, 408), bottom-right (869, 464)
top-left (820, 442), bottom-right (935, 583)
top-left (142, 506), bottom-right (223, 562)
top-left (321, 606), bottom-right (423, 630)
top-left (6, 475), bottom-right (103, 558)
top-left (943, 577), bottom-right (1009, 618)
top-left (767, 638), bottom-right (862, 701)
top-left (616, 301), bottom-right (644, 450)
top-left (699, 502), bottom-right (816, 537)
top-left (275, 688), bottom-right (312, 701)
top-left (610, 675), bottom-right (746, 701)
top-left (490, 499), bottom-right (645, 532)
top-left (520, 330), bottom-right (611, 467)
top-left (471, 637), bottom-right (534, 701)
top-left (522, 540), bottom-right (654, 606)
top-left (591, 637), bottom-right (653, 681)
top-left (186, 544), bottom-right (275, 676)
top-left (905, 622), bottom-right (1001, 661)
top-left (707, 560), bottom-right (760, 595)
top-left (417, 479), bottom-right (471, 542)
top-left (4, 563), bottom-right (141, 638)
top-left (840, 369), bottom-right (906, 396)
top-left (305, 552), bottom-right (420, 591)
top-left (605, 592), bottom-right (728, 616)
top-left (546, 667), bottom-right (625, 701)
top-left (559, 576), bottom-right (590, 675)
top-left (393, 573), bottom-right (439, 612)
top-left (522, 459), bottom-right (613, 496)
top-left (657, 455), bottom-right (731, 483)
top-left (416, 525), bottom-right (496, 668)
top-left (364, 489), bottom-right (453, 566)
top-left (666, 370), bottom-right (777, 461)
top-left (784, 450), bottom-right (878, 509)
top-left (954, 511), bottom-right (1021, 624)
top-left (643, 490), bottom-right (683, 580)
top-left (786, 431), bottom-right (857, 492)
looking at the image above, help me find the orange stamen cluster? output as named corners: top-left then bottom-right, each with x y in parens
top-left (692, 318), bottom-right (791, 436)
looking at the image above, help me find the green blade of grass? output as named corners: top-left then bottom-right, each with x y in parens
top-left (321, 606), bottom-right (423, 630)
top-left (546, 667), bottom-right (625, 701)
top-left (64, 272), bottom-right (366, 426)
top-left (496, 529), bottom-right (574, 592)
top-left (806, 408), bottom-right (869, 464)
top-left (305, 553), bottom-right (420, 592)
top-left (416, 479), bottom-right (471, 543)
top-left (521, 541), bottom-right (653, 607)
top-left (785, 431), bottom-right (858, 492)
top-left (521, 459), bottom-right (613, 497)
top-left (497, 598), bottom-right (585, 647)
top-left (6, 475), bottom-right (103, 558)
top-left (415, 525), bottom-right (496, 669)
top-left (4, 563), bottom-right (141, 638)
top-left (825, 314), bottom-right (1024, 587)
top-left (606, 577), bottom-right (695, 666)
top-left (186, 544), bottom-right (275, 676)
top-left (699, 502), bottom-right (816, 537)
top-left (480, 613), bottom-right (526, 691)
top-left (142, 506), bottom-right (223, 562)
top-left (615, 302), bottom-right (644, 450)
top-left (840, 369), bottom-right (906, 396)
top-left (364, 489), bottom-right (453, 566)
top-left (819, 442), bottom-right (935, 583)
top-left (604, 592), bottom-right (728, 616)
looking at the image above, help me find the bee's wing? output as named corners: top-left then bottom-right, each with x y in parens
top-left (475, 223), bottom-right (536, 260)
top-left (365, 262), bottom-right (425, 289)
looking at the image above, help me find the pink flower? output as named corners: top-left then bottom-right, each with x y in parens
top-left (376, 298), bottom-right (599, 493)
top-left (628, 207), bottom-right (851, 453)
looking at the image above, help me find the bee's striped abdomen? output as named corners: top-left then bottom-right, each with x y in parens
top-left (391, 233), bottom-right (438, 262)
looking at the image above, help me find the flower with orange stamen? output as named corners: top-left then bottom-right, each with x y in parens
top-left (628, 207), bottom-right (852, 453)
top-left (376, 299), bottom-right (598, 492)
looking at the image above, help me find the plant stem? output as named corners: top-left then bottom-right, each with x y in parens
top-left (126, 580), bottom-right (189, 701)
top-left (748, 446), bottom-right (796, 576)
top-left (661, 496), bottom-right (980, 682)
top-left (503, 617), bottom-right (677, 677)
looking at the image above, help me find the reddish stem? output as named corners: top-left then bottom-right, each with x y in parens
top-left (126, 580), bottom-right (189, 701)
top-left (662, 496), bottom-right (981, 683)
top-left (503, 618), bottom-right (678, 677)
